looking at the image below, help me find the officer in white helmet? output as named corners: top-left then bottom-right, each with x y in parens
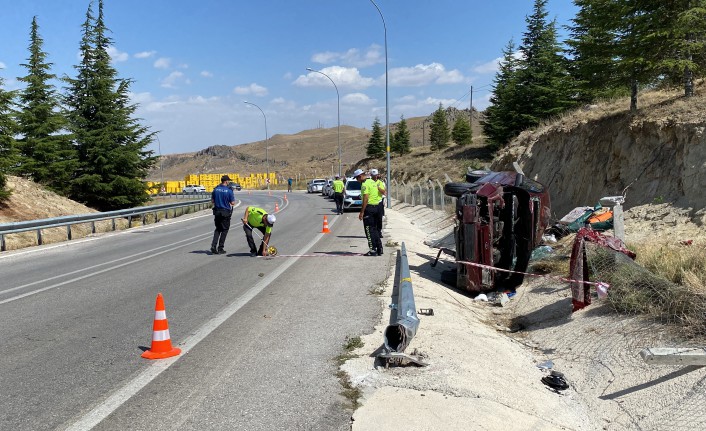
top-left (241, 206), bottom-right (276, 256)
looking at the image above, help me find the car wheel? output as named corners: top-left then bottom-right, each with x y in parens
top-left (444, 182), bottom-right (478, 198)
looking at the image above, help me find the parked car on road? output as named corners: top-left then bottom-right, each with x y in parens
top-left (182, 184), bottom-right (206, 193)
top-left (307, 178), bottom-right (326, 193)
top-left (343, 178), bottom-right (362, 210)
top-left (228, 182), bottom-right (242, 191)
top-left (322, 179), bottom-right (333, 197)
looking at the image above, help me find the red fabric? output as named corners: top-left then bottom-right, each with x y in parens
top-left (569, 228), bottom-right (635, 311)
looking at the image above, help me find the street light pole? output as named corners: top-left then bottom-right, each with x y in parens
top-left (369, 0), bottom-right (390, 208)
top-left (155, 135), bottom-right (164, 191)
top-left (243, 101), bottom-right (269, 189)
top-left (306, 67), bottom-right (341, 177)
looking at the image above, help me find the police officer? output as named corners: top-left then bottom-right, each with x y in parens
top-left (332, 174), bottom-right (345, 214)
top-left (354, 169), bottom-right (383, 256)
top-left (370, 168), bottom-right (386, 238)
top-left (211, 175), bottom-right (235, 254)
top-left (241, 206), bottom-right (276, 256)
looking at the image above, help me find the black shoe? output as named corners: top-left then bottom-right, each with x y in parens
top-left (379, 233), bottom-right (383, 239)
top-left (250, 251), bottom-right (258, 257)
top-left (210, 247), bottom-right (218, 254)
top-left (218, 249), bottom-right (226, 254)
top-left (363, 251), bottom-right (378, 256)
top-left (377, 248), bottom-right (383, 256)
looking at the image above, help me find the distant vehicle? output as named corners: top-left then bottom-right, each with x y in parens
top-left (321, 179), bottom-right (333, 197)
top-left (182, 184), bottom-right (206, 193)
top-left (228, 182), bottom-right (242, 191)
top-left (307, 178), bottom-right (326, 193)
top-left (343, 178), bottom-right (362, 210)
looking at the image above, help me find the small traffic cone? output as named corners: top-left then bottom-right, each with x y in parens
top-left (142, 293), bottom-right (181, 360)
top-left (275, 203), bottom-right (279, 213)
top-left (284, 193), bottom-right (287, 200)
top-left (321, 215), bottom-right (331, 234)
top-left (268, 191), bottom-right (272, 196)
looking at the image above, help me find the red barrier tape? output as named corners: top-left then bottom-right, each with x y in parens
top-left (457, 259), bottom-right (610, 292)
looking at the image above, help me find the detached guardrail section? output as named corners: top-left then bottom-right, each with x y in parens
top-left (0, 198), bottom-right (211, 251)
top-left (379, 242), bottom-right (428, 366)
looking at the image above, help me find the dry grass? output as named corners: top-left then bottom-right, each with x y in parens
top-left (595, 239), bottom-right (706, 336)
top-left (633, 241), bottom-right (706, 289)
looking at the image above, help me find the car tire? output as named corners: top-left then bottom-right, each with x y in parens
top-left (444, 182), bottom-right (477, 198)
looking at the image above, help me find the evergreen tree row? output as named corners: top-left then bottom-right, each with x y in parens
top-left (0, 0), bottom-right (156, 210)
top-left (483, 0), bottom-right (706, 148)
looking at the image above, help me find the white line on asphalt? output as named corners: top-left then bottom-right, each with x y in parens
top-left (62, 215), bottom-right (340, 431)
top-left (0, 233), bottom-right (211, 297)
top-left (0, 200), bottom-right (244, 261)
top-left (0, 234), bottom-right (210, 305)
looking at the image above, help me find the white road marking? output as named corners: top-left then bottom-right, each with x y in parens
top-left (62, 215), bottom-right (340, 431)
top-left (0, 233), bottom-right (211, 297)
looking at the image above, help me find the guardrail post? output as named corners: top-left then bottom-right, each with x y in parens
top-left (66, 225), bottom-right (72, 241)
top-left (1, 234), bottom-right (5, 252)
top-left (128, 215), bottom-right (132, 228)
top-left (378, 242), bottom-right (427, 366)
top-left (91, 221), bottom-right (96, 234)
top-left (436, 180), bottom-right (445, 212)
top-left (430, 180), bottom-right (436, 210)
top-left (37, 229), bottom-right (42, 246)
top-left (142, 214), bottom-right (146, 225)
top-left (112, 219), bottom-right (116, 231)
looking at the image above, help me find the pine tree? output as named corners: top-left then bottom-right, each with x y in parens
top-left (514, 0), bottom-right (575, 129)
top-left (0, 74), bottom-right (18, 202)
top-left (64, 0), bottom-right (156, 210)
top-left (15, 17), bottom-right (77, 195)
top-left (452, 116), bottom-right (472, 146)
top-left (429, 104), bottom-right (450, 151)
top-left (482, 39), bottom-right (521, 147)
top-left (391, 115), bottom-right (411, 156)
top-left (366, 117), bottom-right (385, 158)
top-left (566, 0), bottom-right (628, 103)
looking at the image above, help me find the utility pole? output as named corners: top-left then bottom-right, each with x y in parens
top-left (469, 85), bottom-right (473, 140)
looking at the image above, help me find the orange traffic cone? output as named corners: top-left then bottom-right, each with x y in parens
top-left (142, 293), bottom-right (181, 360)
top-left (284, 193), bottom-right (287, 200)
top-left (275, 203), bottom-right (279, 213)
top-left (321, 215), bottom-right (331, 233)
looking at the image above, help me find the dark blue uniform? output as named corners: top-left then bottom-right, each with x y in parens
top-left (211, 184), bottom-right (235, 253)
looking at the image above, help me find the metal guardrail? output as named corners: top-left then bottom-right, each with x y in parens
top-left (0, 198), bottom-right (211, 251)
top-left (378, 242), bottom-right (427, 366)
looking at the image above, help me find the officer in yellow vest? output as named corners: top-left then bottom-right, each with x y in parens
top-left (354, 169), bottom-right (383, 256)
top-left (370, 168), bottom-right (386, 239)
top-left (241, 206), bottom-right (276, 256)
top-left (332, 175), bottom-right (345, 214)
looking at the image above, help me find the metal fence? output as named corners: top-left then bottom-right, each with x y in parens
top-left (0, 198), bottom-right (211, 251)
top-left (389, 178), bottom-right (454, 212)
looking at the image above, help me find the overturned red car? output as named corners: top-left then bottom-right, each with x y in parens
top-left (444, 170), bottom-right (551, 294)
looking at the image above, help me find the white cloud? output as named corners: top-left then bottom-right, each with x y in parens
top-left (134, 51), bottom-right (156, 59)
top-left (0, 61), bottom-right (6, 69)
top-left (154, 57), bottom-right (171, 69)
top-left (342, 93), bottom-right (375, 106)
top-left (312, 44), bottom-right (383, 68)
top-left (473, 58), bottom-right (501, 74)
top-left (200, 70), bottom-right (213, 78)
top-left (161, 71), bottom-right (187, 88)
top-left (107, 46), bottom-right (128, 63)
top-left (233, 83), bottom-right (268, 97)
top-left (294, 66), bottom-right (375, 90)
top-left (387, 63), bottom-right (464, 87)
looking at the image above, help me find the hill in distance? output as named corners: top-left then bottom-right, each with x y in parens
top-left (148, 108), bottom-right (488, 183)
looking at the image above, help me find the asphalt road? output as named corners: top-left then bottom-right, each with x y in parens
top-left (0, 191), bottom-right (390, 430)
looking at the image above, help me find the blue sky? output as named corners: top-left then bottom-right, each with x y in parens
top-left (0, 0), bottom-right (578, 155)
